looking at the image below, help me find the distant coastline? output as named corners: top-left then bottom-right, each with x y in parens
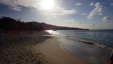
top-left (0, 16), bottom-right (88, 33)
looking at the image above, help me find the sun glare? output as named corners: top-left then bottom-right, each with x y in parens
top-left (40, 0), bottom-right (55, 10)
top-left (46, 30), bottom-right (54, 34)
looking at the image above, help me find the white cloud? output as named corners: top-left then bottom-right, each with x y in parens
top-left (103, 16), bottom-right (112, 22)
top-left (87, 2), bottom-right (103, 19)
top-left (110, 3), bottom-right (113, 6)
top-left (56, 8), bottom-right (77, 15)
top-left (0, 0), bottom-right (40, 10)
top-left (75, 3), bottom-right (82, 6)
top-left (90, 2), bottom-right (94, 6)
top-left (64, 19), bottom-right (76, 23)
top-left (0, 0), bottom-right (78, 16)
top-left (42, 7), bottom-right (78, 16)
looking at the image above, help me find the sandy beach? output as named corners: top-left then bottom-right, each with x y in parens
top-left (33, 37), bottom-right (88, 64)
top-left (0, 31), bottom-right (88, 64)
top-left (0, 31), bottom-right (50, 64)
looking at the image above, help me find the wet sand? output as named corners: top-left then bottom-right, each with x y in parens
top-left (33, 37), bottom-right (88, 64)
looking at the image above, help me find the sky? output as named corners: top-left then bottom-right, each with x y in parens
top-left (0, 0), bottom-right (113, 29)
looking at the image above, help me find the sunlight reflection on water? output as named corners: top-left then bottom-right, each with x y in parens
top-left (46, 30), bottom-right (55, 34)
top-left (45, 30), bottom-right (61, 35)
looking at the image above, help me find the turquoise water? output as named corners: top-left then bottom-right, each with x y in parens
top-left (57, 30), bottom-right (113, 48)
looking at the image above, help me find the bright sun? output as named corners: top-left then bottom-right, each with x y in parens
top-left (40, 0), bottom-right (55, 10)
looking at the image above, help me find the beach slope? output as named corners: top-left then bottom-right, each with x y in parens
top-left (33, 36), bottom-right (88, 64)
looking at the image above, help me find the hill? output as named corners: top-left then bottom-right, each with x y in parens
top-left (0, 17), bottom-right (88, 32)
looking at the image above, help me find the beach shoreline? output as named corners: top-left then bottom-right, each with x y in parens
top-left (33, 37), bottom-right (88, 64)
top-left (0, 31), bottom-right (88, 64)
top-left (0, 31), bottom-right (111, 64)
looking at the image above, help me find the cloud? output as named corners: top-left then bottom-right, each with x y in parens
top-left (81, 13), bottom-right (87, 16)
top-left (0, 0), bottom-right (40, 10)
top-left (75, 3), bottom-right (82, 6)
top-left (103, 16), bottom-right (112, 22)
top-left (42, 7), bottom-right (78, 16)
top-left (0, 0), bottom-right (78, 16)
top-left (87, 2), bottom-right (103, 19)
top-left (110, 3), bottom-right (113, 6)
top-left (90, 2), bottom-right (94, 6)
top-left (56, 8), bottom-right (77, 15)
top-left (64, 19), bottom-right (76, 23)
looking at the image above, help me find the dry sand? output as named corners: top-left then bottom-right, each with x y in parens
top-left (0, 31), bottom-right (50, 64)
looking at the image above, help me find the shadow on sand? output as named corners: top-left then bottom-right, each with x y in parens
top-left (0, 31), bottom-right (51, 64)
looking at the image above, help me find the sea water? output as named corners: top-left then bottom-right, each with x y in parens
top-left (46, 30), bottom-right (113, 64)
top-left (57, 30), bottom-right (113, 48)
